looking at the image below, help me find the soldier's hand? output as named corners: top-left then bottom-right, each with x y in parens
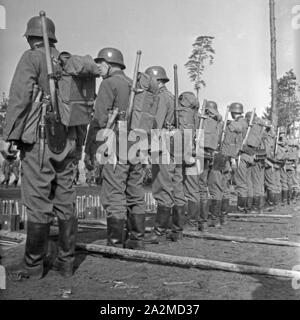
top-left (0, 141), bottom-right (14, 157)
top-left (84, 153), bottom-right (94, 171)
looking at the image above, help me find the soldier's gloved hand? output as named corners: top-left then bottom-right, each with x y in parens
top-left (0, 141), bottom-right (14, 157)
top-left (84, 153), bottom-right (94, 171)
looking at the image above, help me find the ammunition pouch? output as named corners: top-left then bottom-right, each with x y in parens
top-left (240, 144), bottom-right (256, 156)
top-left (211, 151), bottom-right (228, 171)
top-left (254, 148), bottom-right (267, 161)
top-left (44, 112), bottom-right (68, 154)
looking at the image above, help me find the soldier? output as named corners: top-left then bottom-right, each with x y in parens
top-left (86, 47), bottom-right (147, 249)
top-left (262, 120), bottom-right (277, 210)
top-left (3, 15), bottom-right (83, 280)
top-left (177, 92), bottom-right (210, 232)
top-left (223, 103), bottom-right (248, 213)
top-left (278, 130), bottom-right (290, 206)
top-left (144, 66), bottom-right (186, 242)
top-left (206, 101), bottom-right (230, 227)
top-left (243, 112), bottom-right (267, 214)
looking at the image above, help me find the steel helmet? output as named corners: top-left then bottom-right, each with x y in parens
top-left (24, 15), bottom-right (57, 43)
top-left (178, 92), bottom-right (198, 108)
top-left (206, 101), bottom-right (218, 111)
top-left (245, 111), bottom-right (257, 121)
top-left (144, 66), bottom-right (169, 83)
top-left (94, 47), bottom-right (126, 70)
top-left (229, 102), bottom-right (244, 114)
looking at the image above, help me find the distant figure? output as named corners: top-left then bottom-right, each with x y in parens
top-left (1, 154), bottom-right (20, 187)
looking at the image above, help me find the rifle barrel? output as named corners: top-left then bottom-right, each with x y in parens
top-left (173, 64), bottom-right (178, 128)
top-left (40, 11), bottom-right (58, 119)
top-left (126, 50), bottom-right (142, 126)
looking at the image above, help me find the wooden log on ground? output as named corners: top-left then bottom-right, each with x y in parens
top-left (228, 213), bottom-right (292, 218)
top-left (78, 218), bottom-right (107, 225)
top-left (183, 231), bottom-right (300, 248)
top-left (76, 242), bottom-right (300, 279)
top-left (0, 230), bottom-right (26, 242)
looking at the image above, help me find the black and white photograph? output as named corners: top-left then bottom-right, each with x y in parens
top-left (0, 0), bottom-right (300, 303)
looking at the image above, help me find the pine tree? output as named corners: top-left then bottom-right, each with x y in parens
top-left (184, 36), bottom-right (215, 99)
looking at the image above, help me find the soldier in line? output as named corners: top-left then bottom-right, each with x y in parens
top-left (145, 66), bottom-right (186, 242)
top-left (205, 101), bottom-right (229, 228)
top-left (4, 15), bottom-right (84, 280)
top-left (276, 128), bottom-right (289, 207)
top-left (86, 48), bottom-right (147, 249)
top-left (177, 92), bottom-right (210, 232)
top-left (263, 122), bottom-right (278, 210)
top-left (222, 103), bottom-right (249, 213)
top-left (285, 138), bottom-right (299, 204)
top-left (243, 112), bottom-right (267, 214)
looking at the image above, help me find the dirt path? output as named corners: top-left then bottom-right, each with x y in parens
top-left (1, 204), bottom-right (300, 300)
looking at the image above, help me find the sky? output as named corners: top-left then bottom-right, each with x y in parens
top-left (0, 0), bottom-right (297, 117)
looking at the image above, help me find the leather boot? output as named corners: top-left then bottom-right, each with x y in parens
top-left (52, 217), bottom-right (77, 277)
top-left (281, 190), bottom-right (288, 206)
top-left (198, 199), bottom-right (208, 232)
top-left (106, 216), bottom-right (126, 247)
top-left (247, 197), bottom-right (253, 212)
top-left (220, 198), bottom-right (229, 225)
top-left (266, 190), bottom-right (275, 211)
top-left (125, 214), bottom-right (145, 250)
top-left (287, 190), bottom-right (291, 205)
top-left (259, 196), bottom-right (264, 214)
top-left (145, 205), bottom-right (171, 243)
top-left (237, 197), bottom-right (248, 213)
top-left (8, 222), bottom-right (50, 281)
top-left (167, 205), bottom-right (185, 241)
top-left (185, 200), bottom-right (199, 230)
top-left (209, 199), bottom-right (221, 228)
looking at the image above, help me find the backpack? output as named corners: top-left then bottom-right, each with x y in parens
top-left (117, 72), bottom-right (159, 134)
top-left (245, 119), bottom-right (265, 148)
top-left (202, 117), bottom-right (222, 151)
top-left (55, 52), bottom-right (99, 127)
top-left (221, 125), bottom-right (243, 157)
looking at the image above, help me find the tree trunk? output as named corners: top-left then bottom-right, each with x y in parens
top-left (270, 0), bottom-right (278, 129)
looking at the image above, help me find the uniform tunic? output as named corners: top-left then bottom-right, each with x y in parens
top-left (4, 45), bottom-right (79, 224)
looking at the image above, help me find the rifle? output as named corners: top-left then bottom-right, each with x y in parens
top-left (237, 107), bottom-right (255, 167)
top-left (39, 11), bottom-right (67, 154)
top-left (195, 99), bottom-right (207, 174)
top-left (39, 94), bottom-right (49, 170)
top-left (219, 105), bottom-right (229, 150)
top-left (126, 50), bottom-right (142, 128)
top-left (173, 64), bottom-right (179, 129)
top-left (274, 127), bottom-right (280, 158)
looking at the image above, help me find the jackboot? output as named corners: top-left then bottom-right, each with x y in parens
top-left (281, 190), bottom-right (288, 206)
top-left (220, 198), bottom-right (230, 225)
top-left (145, 205), bottom-right (171, 243)
top-left (8, 222), bottom-right (50, 281)
top-left (106, 216), bottom-right (126, 247)
top-left (247, 197), bottom-right (253, 212)
top-left (266, 190), bottom-right (275, 211)
top-left (124, 213), bottom-right (145, 250)
top-left (209, 199), bottom-right (222, 228)
top-left (167, 205), bottom-right (185, 241)
top-left (198, 199), bottom-right (209, 232)
top-left (185, 200), bottom-right (199, 230)
top-left (52, 217), bottom-right (77, 277)
top-left (237, 197), bottom-right (248, 213)
top-left (287, 190), bottom-right (291, 205)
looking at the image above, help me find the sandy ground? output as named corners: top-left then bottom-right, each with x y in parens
top-left (1, 199), bottom-right (300, 300)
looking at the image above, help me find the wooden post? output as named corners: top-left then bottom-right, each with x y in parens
top-left (183, 231), bottom-right (300, 248)
top-left (77, 242), bottom-right (300, 279)
top-left (269, 0), bottom-right (278, 130)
